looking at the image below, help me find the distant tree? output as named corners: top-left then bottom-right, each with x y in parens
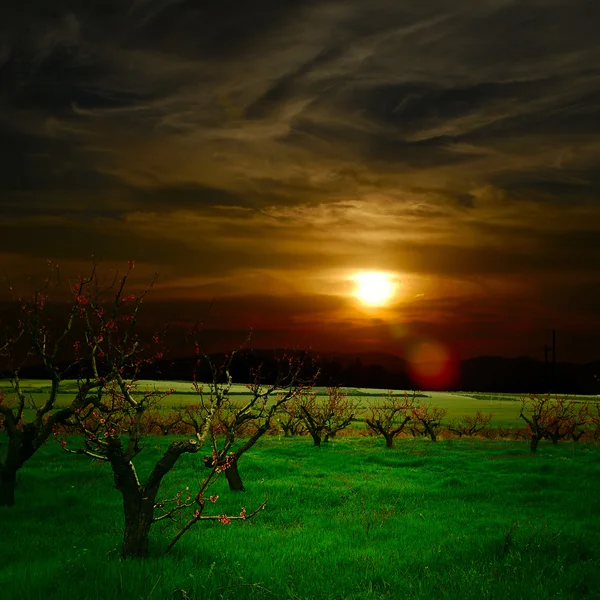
top-left (447, 411), bottom-right (494, 438)
top-left (276, 393), bottom-right (307, 436)
top-left (141, 407), bottom-right (184, 436)
top-left (519, 394), bottom-right (588, 452)
top-left (365, 391), bottom-right (416, 448)
top-left (300, 386), bottom-right (360, 447)
top-left (588, 401), bottom-right (600, 442)
top-left (410, 403), bottom-right (447, 442)
top-left (482, 423), bottom-right (513, 440)
top-left (544, 397), bottom-right (588, 444)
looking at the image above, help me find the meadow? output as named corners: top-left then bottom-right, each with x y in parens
top-left (1, 433), bottom-right (600, 599)
top-left (4, 378), bottom-right (596, 427)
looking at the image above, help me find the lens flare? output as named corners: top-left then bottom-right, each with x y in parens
top-left (407, 340), bottom-right (457, 390)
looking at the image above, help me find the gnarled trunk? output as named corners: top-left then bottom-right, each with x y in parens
top-left (224, 459), bottom-right (245, 492)
top-left (204, 454), bottom-right (246, 491)
top-left (0, 432), bottom-right (36, 507)
top-left (424, 425), bottom-right (437, 442)
top-left (0, 468), bottom-right (17, 507)
top-left (384, 433), bottom-right (394, 449)
top-left (122, 495), bottom-right (154, 558)
top-left (530, 435), bottom-right (540, 453)
top-left (309, 432), bottom-right (321, 447)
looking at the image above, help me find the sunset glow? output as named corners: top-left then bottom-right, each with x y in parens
top-left (353, 271), bottom-right (396, 307)
top-left (0, 1), bottom-right (599, 363)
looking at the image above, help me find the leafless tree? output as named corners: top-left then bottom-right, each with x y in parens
top-left (300, 387), bottom-right (360, 447)
top-left (365, 391), bottom-right (416, 448)
top-left (182, 350), bottom-right (318, 491)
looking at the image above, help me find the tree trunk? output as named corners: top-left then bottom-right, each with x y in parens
top-left (384, 433), bottom-right (394, 448)
top-left (310, 432), bottom-right (321, 447)
top-left (425, 425), bottom-right (437, 442)
top-left (224, 459), bottom-right (245, 491)
top-left (0, 430), bottom-right (37, 507)
top-left (0, 468), bottom-right (17, 507)
top-left (122, 496), bottom-right (154, 559)
top-left (530, 435), bottom-right (540, 453)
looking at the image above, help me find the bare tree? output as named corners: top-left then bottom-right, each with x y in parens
top-left (410, 403), bottom-right (447, 442)
top-left (56, 268), bottom-right (266, 557)
top-left (520, 394), bottom-right (589, 452)
top-left (447, 411), bottom-right (494, 438)
top-left (300, 386), bottom-right (360, 447)
top-left (276, 394), bottom-right (307, 437)
top-left (365, 391), bottom-right (416, 448)
top-left (588, 401), bottom-right (600, 442)
top-left (183, 350), bottom-right (318, 491)
top-left (544, 397), bottom-right (588, 444)
top-left (0, 264), bottom-right (105, 506)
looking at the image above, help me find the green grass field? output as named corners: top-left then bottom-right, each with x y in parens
top-left (1, 435), bottom-right (599, 599)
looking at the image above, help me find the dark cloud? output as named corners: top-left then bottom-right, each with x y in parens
top-left (134, 184), bottom-right (255, 211)
top-left (1, 0), bottom-right (600, 360)
top-left (487, 167), bottom-right (600, 203)
top-left (0, 219), bottom-right (190, 264)
top-left (129, 0), bottom-right (319, 61)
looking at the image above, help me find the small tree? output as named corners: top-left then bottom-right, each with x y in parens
top-left (0, 265), bottom-right (105, 506)
top-left (56, 270), bottom-right (266, 558)
top-left (544, 397), bottom-right (588, 444)
top-left (519, 394), bottom-right (588, 453)
top-left (447, 411), bottom-right (494, 438)
top-left (183, 350), bottom-right (317, 491)
top-left (588, 401), bottom-right (600, 442)
top-left (365, 391), bottom-right (416, 448)
top-left (276, 394), bottom-right (306, 436)
top-left (300, 386), bottom-right (360, 447)
top-left (141, 407), bottom-right (184, 436)
top-left (410, 403), bottom-right (447, 442)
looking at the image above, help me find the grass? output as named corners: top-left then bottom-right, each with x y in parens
top-left (1, 435), bottom-right (599, 599)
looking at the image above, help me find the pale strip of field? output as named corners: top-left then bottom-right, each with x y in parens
top-left (3, 379), bottom-right (597, 427)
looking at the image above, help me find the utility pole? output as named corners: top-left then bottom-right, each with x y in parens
top-left (544, 343), bottom-right (550, 392)
top-left (551, 329), bottom-right (556, 393)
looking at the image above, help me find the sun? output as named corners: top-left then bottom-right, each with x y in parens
top-left (352, 271), bottom-right (396, 307)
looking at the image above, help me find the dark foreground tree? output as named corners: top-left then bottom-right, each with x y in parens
top-left (0, 265), bottom-right (106, 506)
top-left (54, 265), bottom-right (266, 558)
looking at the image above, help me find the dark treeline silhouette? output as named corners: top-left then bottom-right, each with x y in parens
top-left (9, 349), bottom-right (600, 395)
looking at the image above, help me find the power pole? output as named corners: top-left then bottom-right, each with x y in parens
top-left (544, 344), bottom-right (550, 392)
top-left (552, 329), bottom-right (556, 393)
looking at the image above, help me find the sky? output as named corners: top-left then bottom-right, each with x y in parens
top-left (1, 0), bottom-right (600, 363)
